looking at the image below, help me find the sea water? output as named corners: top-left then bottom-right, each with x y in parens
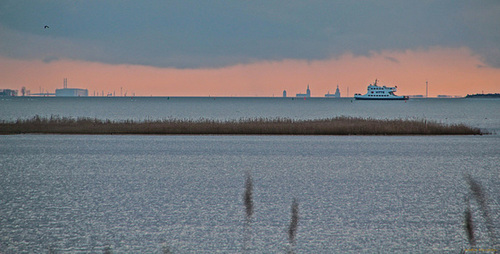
top-left (0, 97), bottom-right (499, 253)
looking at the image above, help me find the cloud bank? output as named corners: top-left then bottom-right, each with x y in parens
top-left (1, 0), bottom-right (499, 68)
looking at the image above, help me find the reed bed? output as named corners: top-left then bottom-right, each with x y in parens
top-left (0, 115), bottom-right (483, 135)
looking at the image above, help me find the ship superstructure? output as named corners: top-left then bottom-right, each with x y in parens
top-left (354, 79), bottom-right (408, 100)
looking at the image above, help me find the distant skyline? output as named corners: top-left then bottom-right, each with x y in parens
top-left (1, 1), bottom-right (500, 96)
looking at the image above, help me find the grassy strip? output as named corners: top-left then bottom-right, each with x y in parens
top-left (0, 115), bottom-right (483, 135)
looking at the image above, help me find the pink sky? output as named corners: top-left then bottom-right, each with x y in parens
top-left (1, 47), bottom-right (499, 97)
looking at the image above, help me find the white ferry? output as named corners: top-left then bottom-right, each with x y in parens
top-left (354, 79), bottom-right (408, 100)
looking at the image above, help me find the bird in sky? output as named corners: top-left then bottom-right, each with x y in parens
top-left (44, 25), bottom-right (49, 29)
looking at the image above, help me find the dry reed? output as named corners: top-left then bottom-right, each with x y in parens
top-left (242, 172), bottom-right (254, 253)
top-left (288, 198), bottom-right (299, 252)
top-left (0, 115), bottom-right (483, 135)
top-left (464, 197), bottom-right (475, 246)
top-left (243, 172), bottom-right (254, 221)
top-left (465, 175), bottom-right (498, 248)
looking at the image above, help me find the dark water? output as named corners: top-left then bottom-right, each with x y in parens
top-left (1, 135), bottom-right (499, 253)
top-left (1, 97), bottom-right (499, 252)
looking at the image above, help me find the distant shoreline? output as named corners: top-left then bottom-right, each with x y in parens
top-left (465, 93), bottom-right (500, 98)
top-left (0, 116), bottom-right (483, 135)
top-left (2, 96), bottom-right (489, 99)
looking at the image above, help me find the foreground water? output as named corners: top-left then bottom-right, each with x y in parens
top-left (1, 135), bottom-right (499, 253)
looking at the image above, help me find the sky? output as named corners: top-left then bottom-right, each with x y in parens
top-left (1, 0), bottom-right (499, 97)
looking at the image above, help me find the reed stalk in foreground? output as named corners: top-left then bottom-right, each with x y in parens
top-left (464, 174), bottom-right (498, 249)
top-left (162, 244), bottom-right (172, 254)
top-left (243, 172), bottom-right (254, 221)
top-left (288, 198), bottom-right (299, 253)
top-left (0, 115), bottom-right (484, 135)
top-left (242, 172), bottom-right (254, 252)
top-left (103, 245), bottom-right (112, 254)
top-left (464, 197), bottom-right (475, 246)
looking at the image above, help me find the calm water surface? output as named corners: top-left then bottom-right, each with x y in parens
top-left (1, 97), bottom-right (499, 252)
top-left (1, 135), bottom-right (499, 253)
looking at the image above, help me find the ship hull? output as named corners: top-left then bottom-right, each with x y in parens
top-left (354, 96), bottom-right (408, 100)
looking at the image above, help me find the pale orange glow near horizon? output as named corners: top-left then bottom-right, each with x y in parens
top-left (1, 47), bottom-right (499, 97)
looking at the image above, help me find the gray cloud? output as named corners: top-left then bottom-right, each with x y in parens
top-left (42, 56), bottom-right (59, 63)
top-left (384, 56), bottom-right (399, 64)
top-left (1, 0), bottom-right (499, 68)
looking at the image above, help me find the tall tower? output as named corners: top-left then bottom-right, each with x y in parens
top-left (334, 85), bottom-right (341, 97)
top-left (306, 84), bottom-right (310, 97)
top-left (426, 80), bottom-right (428, 98)
top-left (63, 78), bottom-right (68, 89)
top-left (283, 90), bottom-right (287, 97)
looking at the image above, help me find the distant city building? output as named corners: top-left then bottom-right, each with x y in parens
top-left (437, 95), bottom-right (461, 98)
top-left (325, 85), bottom-right (341, 98)
top-left (56, 88), bottom-right (89, 97)
top-left (0, 89), bottom-right (18, 97)
top-left (55, 78), bottom-right (88, 97)
top-left (296, 85), bottom-right (311, 97)
top-left (283, 90), bottom-right (287, 97)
